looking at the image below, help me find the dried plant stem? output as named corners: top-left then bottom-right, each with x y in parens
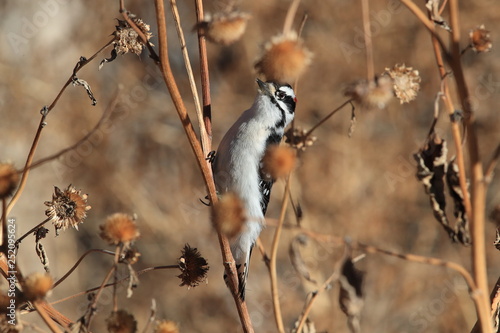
top-left (283, 0), bottom-right (301, 35)
top-left (295, 253), bottom-right (344, 333)
top-left (25, 92), bottom-right (119, 172)
top-left (448, 1), bottom-right (490, 331)
top-left (51, 265), bottom-right (180, 306)
top-left (152, 1), bottom-right (253, 331)
top-left (5, 39), bottom-right (114, 217)
top-left (427, 11), bottom-right (472, 224)
top-left (15, 217), bottom-right (51, 248)
top-left (399, 0), bottom-right (447, 54)
top-left (86, 264), bottom-right (116, 328)
top-left (112, 246), bottom-right (120, 312)
top-left (361, 0), bottom-right (374, 80)
top-left (269, 175), bottom-right (292, 333)
top-left (194, 0), bottom-right (213, 157)
top-left (33, 300), bottom-right (63, 333)
top-left (53, 249), bottom-right (115, 288)
top-left (170, 0), bottom-right (206, 153)
top-left (304, 99), bottom-right (353, 138)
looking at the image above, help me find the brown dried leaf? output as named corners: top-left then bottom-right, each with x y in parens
top-left (338, 258), bottom-right (364, 333)
top-left (494, 229), bottom-right (500, 251)
top-left (414, 135), bottom-right (456, 239)
top-left (72, 77), bottom-right (97, 106)
top-left (425, 0), bottom-right (451, 31)
top-left (446, 159), bottom-right (471, 245)
top-left (35, 227), bottom-right (50, 272)
top-left (289, 234), bottom-right (316, 284)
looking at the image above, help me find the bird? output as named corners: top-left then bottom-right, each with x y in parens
top-left (212, 78), bottom-right (296, 299)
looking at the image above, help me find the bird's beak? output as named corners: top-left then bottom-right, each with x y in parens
top-left (256, 78), bottom-right (273, 96)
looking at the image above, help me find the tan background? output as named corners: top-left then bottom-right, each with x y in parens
top-left (1, 0), bottom-right (499, 332)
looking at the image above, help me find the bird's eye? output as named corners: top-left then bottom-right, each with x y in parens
top-left (276, 91), bottom-right (286, 100)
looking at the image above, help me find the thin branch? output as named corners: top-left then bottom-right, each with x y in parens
top-left (269, 175), bottom-right (292, 333)
top-left (170, 0), bottom-right (206, 153)
top-left (25, 91), bottom-right (119, 172)
top-left (15, 217), bottom-right (51, 248)
top-left (194, 0), bottom-right (213, 156)
top-left (50, 265), bottom-right (179, 306)
top-left (304, 99), bottom-right (353, 138)
top-left (399, 0), bottom-right (448, 57)
top-left (152, 1), bottom-right (253, 331)
top-left (53, 249), bottom-right (115, 289)
top-left (33, 300), bottom-right (63, 333)
top-left (283, 0), bottom-right (301, 36)
top-left (86, 264), bottom-right (116, 329)
top-left (5, 39), bottom-right (115, 216)
top-left (361, 0), bottom-right (374, 80)
top-left (448, 1), bottom-right (491, 332)
top-left (295, 249), bottom-right (345, 333)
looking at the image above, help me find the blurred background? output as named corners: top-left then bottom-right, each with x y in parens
top-left (1, 0), bottom-right (499, 332)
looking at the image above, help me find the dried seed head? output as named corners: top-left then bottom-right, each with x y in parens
top-left (255, 32), bottom-right (312, 83)
top-left (384, 64), bottom-right (421, 104)
top-left (0, 163), bottom-right (19, 199)
top-left (198, 12), bottom-right (250, 45)
top-left (262, 145), bottom-right (297, 179)
top-left (100, 213), bottom-right (140, 247)
top-left (45, 185), bottom-right (91, 235)
top-left (22, 272), bottom-right (53, 301)
top-left (285, 127), bottom-right (317, 151)
top-left (344, 76), bottom-right (394, 109)
top-left (213, 193), bottom-right (246, 238)
top-left (154, 320), bottom-right (179, 333)
top-left (469, 25), bottom-right (492, 53)
top-left (106, 310), bottom-right (137, 333)
top-left (177, 244), bottom-right (209, 289)
top-left (114, 17), bottom-right (153, 55)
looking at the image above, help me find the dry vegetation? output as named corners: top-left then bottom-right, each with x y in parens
top-left (1, 0), bottom-right (500, 332)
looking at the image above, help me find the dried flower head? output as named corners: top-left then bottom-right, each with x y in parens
top-left (255, 32), bottom-right (312, 83)
top-left (344, 76), bottom-right (394, 109)
top-left (285, 127), bottom-right (317, 151)
top-left (0, 163), bottom-right (19, 199)
top-left (114, 17), bottom-right (153, 55)
top-left (469, 25), bottom-right (492, 53)
top-left (22, 272), bottom-right (53, 301)
top-left (384, 64), bottom-right (421, 104)
top-left (106, 310), bottom-right (137, 333)
top-left (198, 12), bottom-right (250, 45)
top-left (177, 244), bottom-right (209, 289)
top-left (100, 213), bottom-right (140, 247)
top-left (45, 185), bottom-right (91, 235)
top-left (213, 193), bottom-right (246, 238)
top-left (262, 145), bottom-right (297, 179)
top-left (154, 320), bottom-right (179, 333)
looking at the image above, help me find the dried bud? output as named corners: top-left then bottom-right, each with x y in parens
top-left (106, 310), bottom-right (137, 333)
top-left (154, 320), bottom-right (179, 333)
top-left (198, 12), bottom-right (250, 45)
top-left (213, 193), bottom-right (246, 238)
top-left (469, 25), bottom-right (492, 53)
top-left (262, 145), bottom-right (297, 179)
top-left (100, 213), bottom-right (140, 247)
top-left (22, 272), bottom-right (53, 301)
top-left (114, 17), bottom-right (153, 55)
top-left (44, 185), bottom-right (91, 235)
top-left (0, 163), bottom-right (18, 199)
top-left (344, 76), bottom-right (394, 109)
top-left (285, 127), bottom-right (317, 151)
top-left (177, 244), bottom-right (209, 289)
top-left (384, 64), bottom-right (421, 104)
top-left (255, 32), bottom-right (312, 83)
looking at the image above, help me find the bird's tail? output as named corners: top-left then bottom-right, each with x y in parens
top-left (224, 242), bottom-right (254, 300)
